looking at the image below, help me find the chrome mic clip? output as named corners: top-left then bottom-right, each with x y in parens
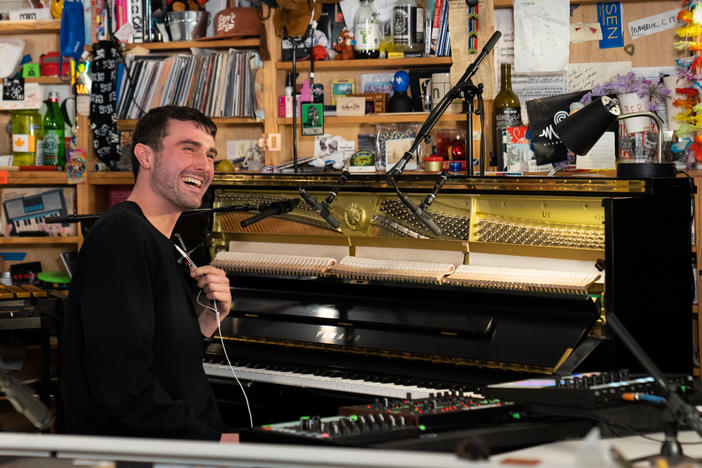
top-left (419, 170), bottom-right (449, 213)
top-left (299, 171), bottom-right (350, 229)
top-left (240, 199), bottom-right (300, 228)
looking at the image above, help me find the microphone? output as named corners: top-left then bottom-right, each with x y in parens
top-left (458, 31), bottom-right (502, 85)
top-left (418, 170), bottom-right (449, 213)
top-left (299, 187), bottom-right (340, 229)
top-left (240, 199), bottom-right (300, 228)
top-left (0, 373), bottom-right (52, 431)
top-left (395, 190), bottom-right (442, 236)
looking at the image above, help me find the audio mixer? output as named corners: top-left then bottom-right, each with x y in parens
top-left (339, 392), bottom-right (516, 429)
top-left (240, 414), bottom-right (421, 446)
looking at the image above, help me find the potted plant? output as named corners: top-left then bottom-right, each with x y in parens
top-left (580, 72), bottom-right (670, 133)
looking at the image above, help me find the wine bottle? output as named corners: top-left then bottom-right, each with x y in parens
top-left (494, 63), bottom-right (522, 171)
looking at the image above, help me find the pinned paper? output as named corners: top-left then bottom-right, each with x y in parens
top-left (628, 8), bottom-right (681, 40)
top-left (576, 132), bottom-right (616, 170)
top-left (514, 0), bottom-right (570, 73)
top-left (567, 61), bottom-right (632, 92)
top-left (597, 2), bottom-right (624, 49)
top-left (570, 23), bottom-right (603, 43)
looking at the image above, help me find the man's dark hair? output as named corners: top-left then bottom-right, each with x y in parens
top-left (131, 106), bottom-right (217, 178)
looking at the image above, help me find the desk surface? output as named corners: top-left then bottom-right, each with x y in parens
top-left (0, 431), bottom-right (701, 467)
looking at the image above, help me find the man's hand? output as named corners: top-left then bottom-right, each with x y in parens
top-left (191, 265), bottom-right (232, 337)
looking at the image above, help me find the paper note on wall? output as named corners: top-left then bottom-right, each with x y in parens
top-left (628, 8), bottom-right (681, 40)
top-left (567, 61), bottom-right (632, 93)
top-left (576, 132), bottom-right (616, 170)
top-left (514, 0), bottom-right (569, 73)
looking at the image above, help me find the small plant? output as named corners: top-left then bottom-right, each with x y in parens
top-left (580, 72), bottom-right (670, 111)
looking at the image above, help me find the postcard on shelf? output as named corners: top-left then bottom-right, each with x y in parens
top-left (0, 81), bottom-right (41, 110)
top-left (385, 137), bottom-right (417, 170)
top-left (226, 139), bottom-right (260, 162)
top-left (331, 79), bottom-right (354, 105)
top-left (336, 96), bottom-right (366, 116)
top-left (301, 103), bottom-right (324, 136)
top-left (314, 134), bottom-right (355, 157)
top-left (1, 187), bottom-right (76, 237)
top-left (361, 73), bottom-right (394, 97)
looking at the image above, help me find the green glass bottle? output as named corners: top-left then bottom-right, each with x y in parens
top-left (43, 91), bottom-right (65, 167)
top-left (11, 109), bottom-right (42, 166)
top-left (494, 63), bottom-right (522, 171)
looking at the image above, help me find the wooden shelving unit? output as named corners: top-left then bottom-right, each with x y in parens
top-left (279, 113), bottom-right (467, 125)
top-left (0, 171), bottom-right (68, 185)
top-left (117, 116), bottom-right (262, 130)
top-left (123, 37), bottom-right (260, 51)
top-left (0, 236), bottom-right (79, 245)
top-left (0, 19), bottom-right (61, 34)
top-left (88, 171), bottom-right (134, 185)
top-left (276, 57), bottom-right (453, 71)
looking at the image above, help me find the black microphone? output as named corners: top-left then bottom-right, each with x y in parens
top-left (299, 188), bottom-right (340, 229)
top-left (240, 199), bottom-right (300, 228)
top-left (396, 190), bottom-right (442, 236)
top-left (0, 373), bottom-right (52, 431)
top-left (419, 170), bottom-right (449, 212)
top-left (459, 31), bottom-right (502, 85)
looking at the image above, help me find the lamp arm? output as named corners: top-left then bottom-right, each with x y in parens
top-left (615, 111), bottom-right (663, 164)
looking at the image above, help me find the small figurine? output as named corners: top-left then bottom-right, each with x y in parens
top-left (388, 71), bottom-right (413, 112)
top-left (334, 29), bottom-right (355, 60)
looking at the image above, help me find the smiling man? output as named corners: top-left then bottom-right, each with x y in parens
top-left (61, 106), bottom-right (233, 440)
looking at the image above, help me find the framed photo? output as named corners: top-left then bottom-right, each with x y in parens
top-left (409, 68), bottom-right (450, 112)
top-left (301, 102), bottom-right (324, 135)
top-left (349, 93), bottom-right (387, 114)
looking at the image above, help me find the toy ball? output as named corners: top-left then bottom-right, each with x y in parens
top-left (393, 71), bottom-right (410, 92)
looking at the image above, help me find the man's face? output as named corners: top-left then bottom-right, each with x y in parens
top-left (150, 119), bottom-right (217, 211)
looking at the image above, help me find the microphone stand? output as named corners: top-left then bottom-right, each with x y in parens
top-left (386, 31), bottom-right (502, 235)
top-left (283, 15), bottom-right (315, 174)
top-left (606, 312), bottom-right (702, 465)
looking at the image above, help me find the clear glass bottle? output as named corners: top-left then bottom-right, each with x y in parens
top-left (392, 0), bottom-right (425, 55)
top-left (353, 0), bottom-right (381, 59)
top-left (11, 109), bottom-right (42, 166)
top-left (43, 91), bottom-right (65, 167)
top-left (494, 63), bottom-right (522, 170)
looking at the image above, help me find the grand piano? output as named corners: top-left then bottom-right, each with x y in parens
top-left (192, 173), bottom-right (694, 432)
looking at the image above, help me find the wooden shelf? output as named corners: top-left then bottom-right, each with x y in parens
top-left (0, 171), bottom-right (68, 185)
top-left (280, 112), bottom-right (467, 125)
top-left (25, 76), bottom-right (70, 85)
top-left (0, 236), bottom-right (78, 245)
top-left (277, 57), bottom-right (453, 71)
top-left (123, 37), bottom-right (260, 51)
top-left (0, 20), bottom-right (61, 34)
top-left (88, 171), bottom-right (134, 185)
top-left (117, 116), bottom-right (263, 130)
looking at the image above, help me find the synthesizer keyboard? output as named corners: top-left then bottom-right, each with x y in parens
top-left (480, 371), bottom-right (696, 409)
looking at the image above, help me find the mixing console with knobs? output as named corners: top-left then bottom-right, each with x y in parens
top-left (339, 392), bottom-right (517, 429)
top-left (240, 414), bottom-right (421, 446)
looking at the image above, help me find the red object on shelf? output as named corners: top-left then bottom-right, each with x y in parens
top-left (40, 52), bottom-right (71, 77)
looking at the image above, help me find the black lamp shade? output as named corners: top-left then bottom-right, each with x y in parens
top-left (555, 96), bottom-right (620, 155)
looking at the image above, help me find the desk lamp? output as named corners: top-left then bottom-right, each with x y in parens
top-left (554, 96), bottom-right (675, 178)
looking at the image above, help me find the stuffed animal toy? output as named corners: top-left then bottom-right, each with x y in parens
top-left (334, 29), bottom-right (354, 60)
top-left (273, 0), bottom-right (340, 37)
